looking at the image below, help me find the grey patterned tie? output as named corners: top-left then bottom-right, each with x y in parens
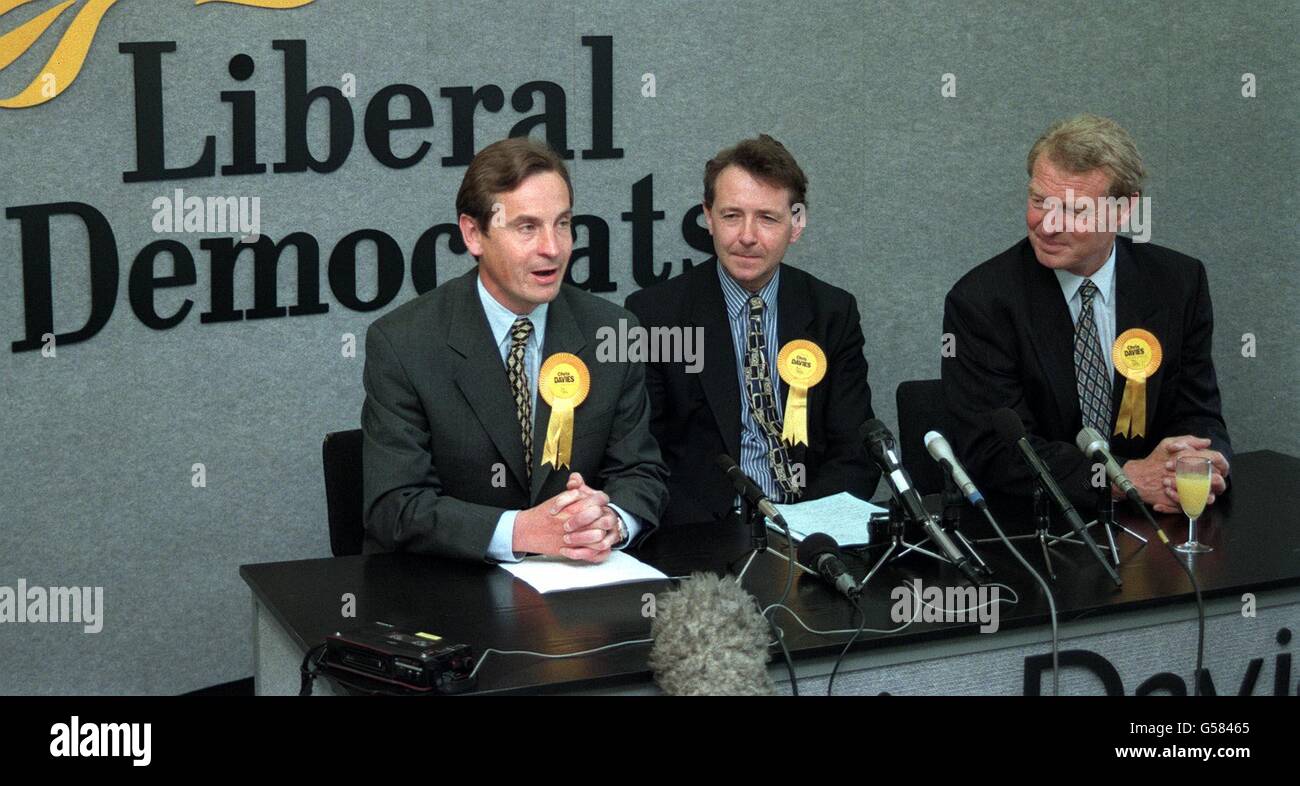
top-left (507, 317), bottom-right (534, 483)
top-left (744, 296), bottom-right (800, 500)
top-left (1073, 280), bottom-right (1112, 434)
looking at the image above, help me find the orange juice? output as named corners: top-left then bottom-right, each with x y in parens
top-left (1176, 474), bottom-right (1211, 518)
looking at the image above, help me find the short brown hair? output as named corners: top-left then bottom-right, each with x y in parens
top-left (1027, 114), bottom-right (1146, 198)
top-left (704, 134), bottom-right (808, 209)
top-left (455, 137), bottom-right (574, 233)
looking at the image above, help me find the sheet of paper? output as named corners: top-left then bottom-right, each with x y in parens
top-left (500, 550), bottom-right (669, 594)
top-left (772, 491), bottom-right (888, 546)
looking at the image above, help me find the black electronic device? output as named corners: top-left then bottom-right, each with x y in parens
top-left (321, 622), bottom-right (478, 694)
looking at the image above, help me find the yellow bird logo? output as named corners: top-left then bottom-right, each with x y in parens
top-left (0, 0), bottom-right (316, 109)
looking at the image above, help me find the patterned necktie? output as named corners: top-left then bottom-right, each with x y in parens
top-left (507, 317), bottom-right (534, 483)
top-left (744, 296), bottom-right (801, 500)
top-left (1073, 280), bottom-right (1112, 435)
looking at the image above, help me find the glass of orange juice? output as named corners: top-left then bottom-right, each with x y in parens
top-left (1174, 456), bottom-right (1213, 553)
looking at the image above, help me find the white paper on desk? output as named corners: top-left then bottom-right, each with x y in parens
top-left (772, 492), bottom-right (887, 546)
top-left (500, 550), bottom-right (668, 593)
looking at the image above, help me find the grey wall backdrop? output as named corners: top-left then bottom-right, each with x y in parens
top-left (0, 0), bottom-right (1294, 694)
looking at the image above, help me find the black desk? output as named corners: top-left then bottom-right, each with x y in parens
top-left (241, 450), bottom-right (1300, 695)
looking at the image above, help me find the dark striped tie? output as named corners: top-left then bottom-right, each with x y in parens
top-left (1073, 280), bottom-right (1112, 434)
top-left (744, 296), bottom-right (800, 500)
top-left (507, 317), bottom-right (534, 483)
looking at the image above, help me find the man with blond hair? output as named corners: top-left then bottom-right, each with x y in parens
top-left (942, 114), bottom-right (1231, 514)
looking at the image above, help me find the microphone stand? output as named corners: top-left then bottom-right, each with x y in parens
top-left (1047, 486), bottom-right (1148, 565)
top-left (729, 495), bottom-right (813, 584)
top-left (976, 479), bottom-right (1148, 578)
top-left (1032, 480), bottom-right (1059, 580)
top-left (858, 502), bottom-right (908, 591)
top-left (940, 475), bottom-right (992, 576)
top-left (1006, 477), bottom-right (1089, 581)
top-left (974, 480), bottom-right (1063, 579)
top-left (857, 495), bottom-right (990, 593)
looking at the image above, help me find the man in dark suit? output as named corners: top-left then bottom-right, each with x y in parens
top-left (942, 115), bottom-right (1231, 515)
top-left (362, 138), bottom-right (668, 561)
top-left (626, 135), bottom-right (879, 527)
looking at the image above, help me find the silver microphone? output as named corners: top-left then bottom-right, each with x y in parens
top-left (924, 430), bottom-right (984, 506)
top-left (1076, 427), bottom-right (1137, 498)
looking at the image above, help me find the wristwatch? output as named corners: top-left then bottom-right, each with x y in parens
top-left (614, 516), bottom-right (629, 547)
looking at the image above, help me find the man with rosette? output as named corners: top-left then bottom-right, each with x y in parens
top-left (941, 114), bottom-right (1231, 515)
top-left (361, 138), bottom-right (668, 562)
top-left (627, 135), bottom-right (880, 528)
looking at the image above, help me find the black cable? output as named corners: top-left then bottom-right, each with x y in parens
top-left (827, 598), bottom-right (867, 696)
top-left (768, 515), bottom-right (799, 696)
top-left (298, 643), bottom-right (327, 696)
top-left (979, 504), bottom-right (1060, 696)
top-left (1133, 503), bottom-right (1206, 696)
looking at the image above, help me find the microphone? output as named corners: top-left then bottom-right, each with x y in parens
top-left (924, 430), bottom-right (985, 508)
top-left (859, 419), bottom-right (982, 585)
top-left (990, 409), bottom-right (1122, 587)
top-left (1076, 427), bottom-right (1174, 546)
top-left (797, 533), bottom-right (860, 600)
top-left (649, 573), bottom-right (776, 695)
top-left (1076, 427), bottom-right (1138, 500)
top-left (859, 420), bottom-right (932, 525)
top-left (715, 454), bottom-right (785, 526)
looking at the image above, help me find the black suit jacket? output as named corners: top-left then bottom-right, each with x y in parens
top-left (361, 269), bottom-right (669, 559)
top-left (941, 236), bottom-right (1231, 510)
top-left (625, 260), bottom-right (879, 527)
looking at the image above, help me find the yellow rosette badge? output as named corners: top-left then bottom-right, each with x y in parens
top-left (776, 340), bottom-right (827, 447)
top-left (538, 353), bottom-right (591, 470)
top-left (1111, 328), bottom-right (1162, 439)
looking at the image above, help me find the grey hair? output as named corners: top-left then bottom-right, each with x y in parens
top-left (1027, 114), bottom-right (1146, 197)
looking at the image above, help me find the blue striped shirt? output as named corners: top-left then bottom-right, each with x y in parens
top-left (716, 263), bottom-right (786, 501)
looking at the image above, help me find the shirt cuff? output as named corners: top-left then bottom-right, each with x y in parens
top-left (486, 510), bottom-right (525, 563)
top-left (607, 504), bottom-right (641, 550)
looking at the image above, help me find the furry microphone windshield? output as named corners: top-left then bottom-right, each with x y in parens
top-left (648, 572), bottom-right (776, 696)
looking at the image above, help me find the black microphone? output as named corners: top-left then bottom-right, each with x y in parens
top-left (859, 419), bottom-right (982, 585)
top-left (715, 454), bottom-right (786, 527)
top-left (990, 409), bottom-right (1122, 587)
top-left (797, 533), bottom-right (860, 600)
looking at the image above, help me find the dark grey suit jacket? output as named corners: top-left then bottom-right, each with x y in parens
top-left (361, 268), bottom-right (669, 559)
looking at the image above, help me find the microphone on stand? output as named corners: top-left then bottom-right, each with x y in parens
top-left (925, 430), bottom-right (986, 510)
top-left (859, 419), bottom-right (982, 585)
top-left (715, 454), bottom-right (786, 527)
top-left (990, 409), bottom-right (1122, 588)
top-left (1076, 426), bottom-right (1172, 546)
top-left (797, 533), bottom-right (860, 600)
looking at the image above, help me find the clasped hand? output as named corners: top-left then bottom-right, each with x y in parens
top-left (1119, 435), bottom-right (1229, 514)
top-left (513, 472), bottom-right (623, 562)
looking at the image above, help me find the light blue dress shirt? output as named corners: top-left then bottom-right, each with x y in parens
top-left (476, 274), bottom-right (640, 562)
top-left (716, 263), bottom-right (787, 502)
top-left (1054, 243), bottom-right (1118, 366)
